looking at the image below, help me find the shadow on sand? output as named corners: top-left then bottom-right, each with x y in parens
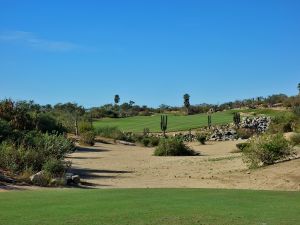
top-left (75, 146), bottom-right (111, 153)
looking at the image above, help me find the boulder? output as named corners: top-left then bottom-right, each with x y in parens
top-left (71, 175), bottom-right (80, 184)
top-left (65, 173), bottom-right (74, 184)
top-left (30, 171), bottom-right (48, 186)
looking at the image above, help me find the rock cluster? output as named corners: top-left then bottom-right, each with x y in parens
top-left (208, 116), bottom-right (271, 141)
top-left (30, 171), bottom-right (81, 186)
top-left (239, 116), bottom-right (271, 133)
top-left (209, 128), bottom-right (237, 141)
top-left (173, 133), bottom-right (197, 142)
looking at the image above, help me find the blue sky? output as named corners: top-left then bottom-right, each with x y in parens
top-left (0, 0), bottom-right (299, 107)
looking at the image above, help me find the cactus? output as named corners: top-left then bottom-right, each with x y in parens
top-left (208, 115), bottom-right (212, 129)
top-left (233, 112), bottom-right (241, 128)
top-left (161, 115), bottom-right (168, 136)
top-left (143, 128), bottom-right (150, 136)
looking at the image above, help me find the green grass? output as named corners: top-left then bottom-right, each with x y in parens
top-left (93, 109), bottom-right (283, 133)
top-left (0, 189), bottom-right (299, 225)
top-left (94, 111), bottom-right (234, 133)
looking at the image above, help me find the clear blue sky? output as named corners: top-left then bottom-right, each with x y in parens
top-left (0, 0), bottom-right (299, 107)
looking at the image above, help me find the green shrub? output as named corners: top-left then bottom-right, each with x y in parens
top-left (36, 113), bottom-right (66, 134)
top-left (43, 159), bottom-right (67, 177)
top-left (242, 134), bottom-right (295, 168)
top-left (196, 133), bottom-right (206, 145)
top-left (236, 143), bottom-right (250, 151)
top-left (78, 121), bottom-right (93, 134)
top-left (236, 128), bottom-right (254, 139)
top-left (94, 126), bottom-right (121, 138)
top-left (30, 172), bottom-right (51, 186)
top-left (149, 136), bottom-right (160, 147)
top-left (154, 138), bottom-right (196, 156)
top-left (268, 114), bottom-right (294, 133)
top-left (80, 131), bottom-right (95, 146)
top-left (290, 133), bottom-right (300, 146)
top-left (0, 119), bottom-right (12, 141)
top-left (142, 138), bottom-right (150, 147)
top-left (0, 131), bottom-right (74, 174)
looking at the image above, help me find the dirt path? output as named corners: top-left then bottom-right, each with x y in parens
top-left (67, 141), bottom-right (300, 191)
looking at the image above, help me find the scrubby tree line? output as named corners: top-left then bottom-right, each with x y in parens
top-left (90, 89), bottom-right (300, 118)
top-left (0, 99), bottom-right (86, 186)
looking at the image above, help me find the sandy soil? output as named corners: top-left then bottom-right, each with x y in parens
top-left (67, 141), bottom-right (300, 191)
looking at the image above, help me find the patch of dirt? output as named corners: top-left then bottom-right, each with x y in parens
top-left (67, 141), bottom-right (300, 191)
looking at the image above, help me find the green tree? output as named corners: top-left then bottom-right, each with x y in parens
top-left (183, 94), bottom-right (190, 115)
top-left (298, 83), bottom-right (300, 95)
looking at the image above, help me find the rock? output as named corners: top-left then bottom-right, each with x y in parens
top-left (65, 173), bottom-right (74, 184)
top-left (72, 175), bottom-right (80, 184)
top-left (30, 171), bottom-right (49, 186)
top-left (117, 140), bottom-right (136, 146)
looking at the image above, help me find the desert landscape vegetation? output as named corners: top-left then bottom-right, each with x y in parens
top-left (1, 1), bottom-right (300, 225)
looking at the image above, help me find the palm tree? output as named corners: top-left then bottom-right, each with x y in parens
top-left (183, 94), bottom-right (190, 115)
top-left (114, 94), bottom-right (120, 105)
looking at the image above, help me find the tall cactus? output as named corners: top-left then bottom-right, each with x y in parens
top-left (208, 115), bottom-right (212, 129)
top-left (161, 115), bottom-right (168, 136)
top-left (233, 112), bottom-right (241, 128)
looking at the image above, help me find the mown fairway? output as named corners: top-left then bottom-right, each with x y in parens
top-left (93, 111), bottom-right (234, 133)
top-left (0, 189), bottom-right (299, 225)
top-left (93, 109), bottom-right (281, 133)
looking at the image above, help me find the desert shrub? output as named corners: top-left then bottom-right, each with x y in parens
top-left (196, 133), bottom-right (207, 145)
top-left (154, 138), bottom-right (196, 156)
top-left (0, 119), bottom-right (12, 141)
top-left (143, 128), bottom-right (150, 136)
top-left (290, 133), bottom-right (300, 146)
top-left (78, 121), bottom-right (93, 134)
top-left (236, 143), bottom-right (250, 151)
top-left (95, 126), bottom-right (136, 142)
top-left (43, 158), bottom-right (67, 177)
top-left (133, 134), bottom-right (144, 143)
top-left (242, 134), bottom-right (295, 168)
top-left (268, 114), bottom-right (294, 133)
top-left (36, 113), bottom-right (66, 134)
top-left (149, 136), bottom-right (160, 147)
top-left (95, 126), bottom-right (122, 139)
top-left (236, 128), bottom-right (254, 139)
top-left (142, 138), bottom-right (150, 147)
top-left (80, 131), bottom-right (95, 146)
top-left (30, 172), bottom-right (51, 186)
top-left (0, 131), bottom-right (75, 173)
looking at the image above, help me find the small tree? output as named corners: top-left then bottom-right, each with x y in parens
top-left (183, 94), bottom-right (190, 115)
